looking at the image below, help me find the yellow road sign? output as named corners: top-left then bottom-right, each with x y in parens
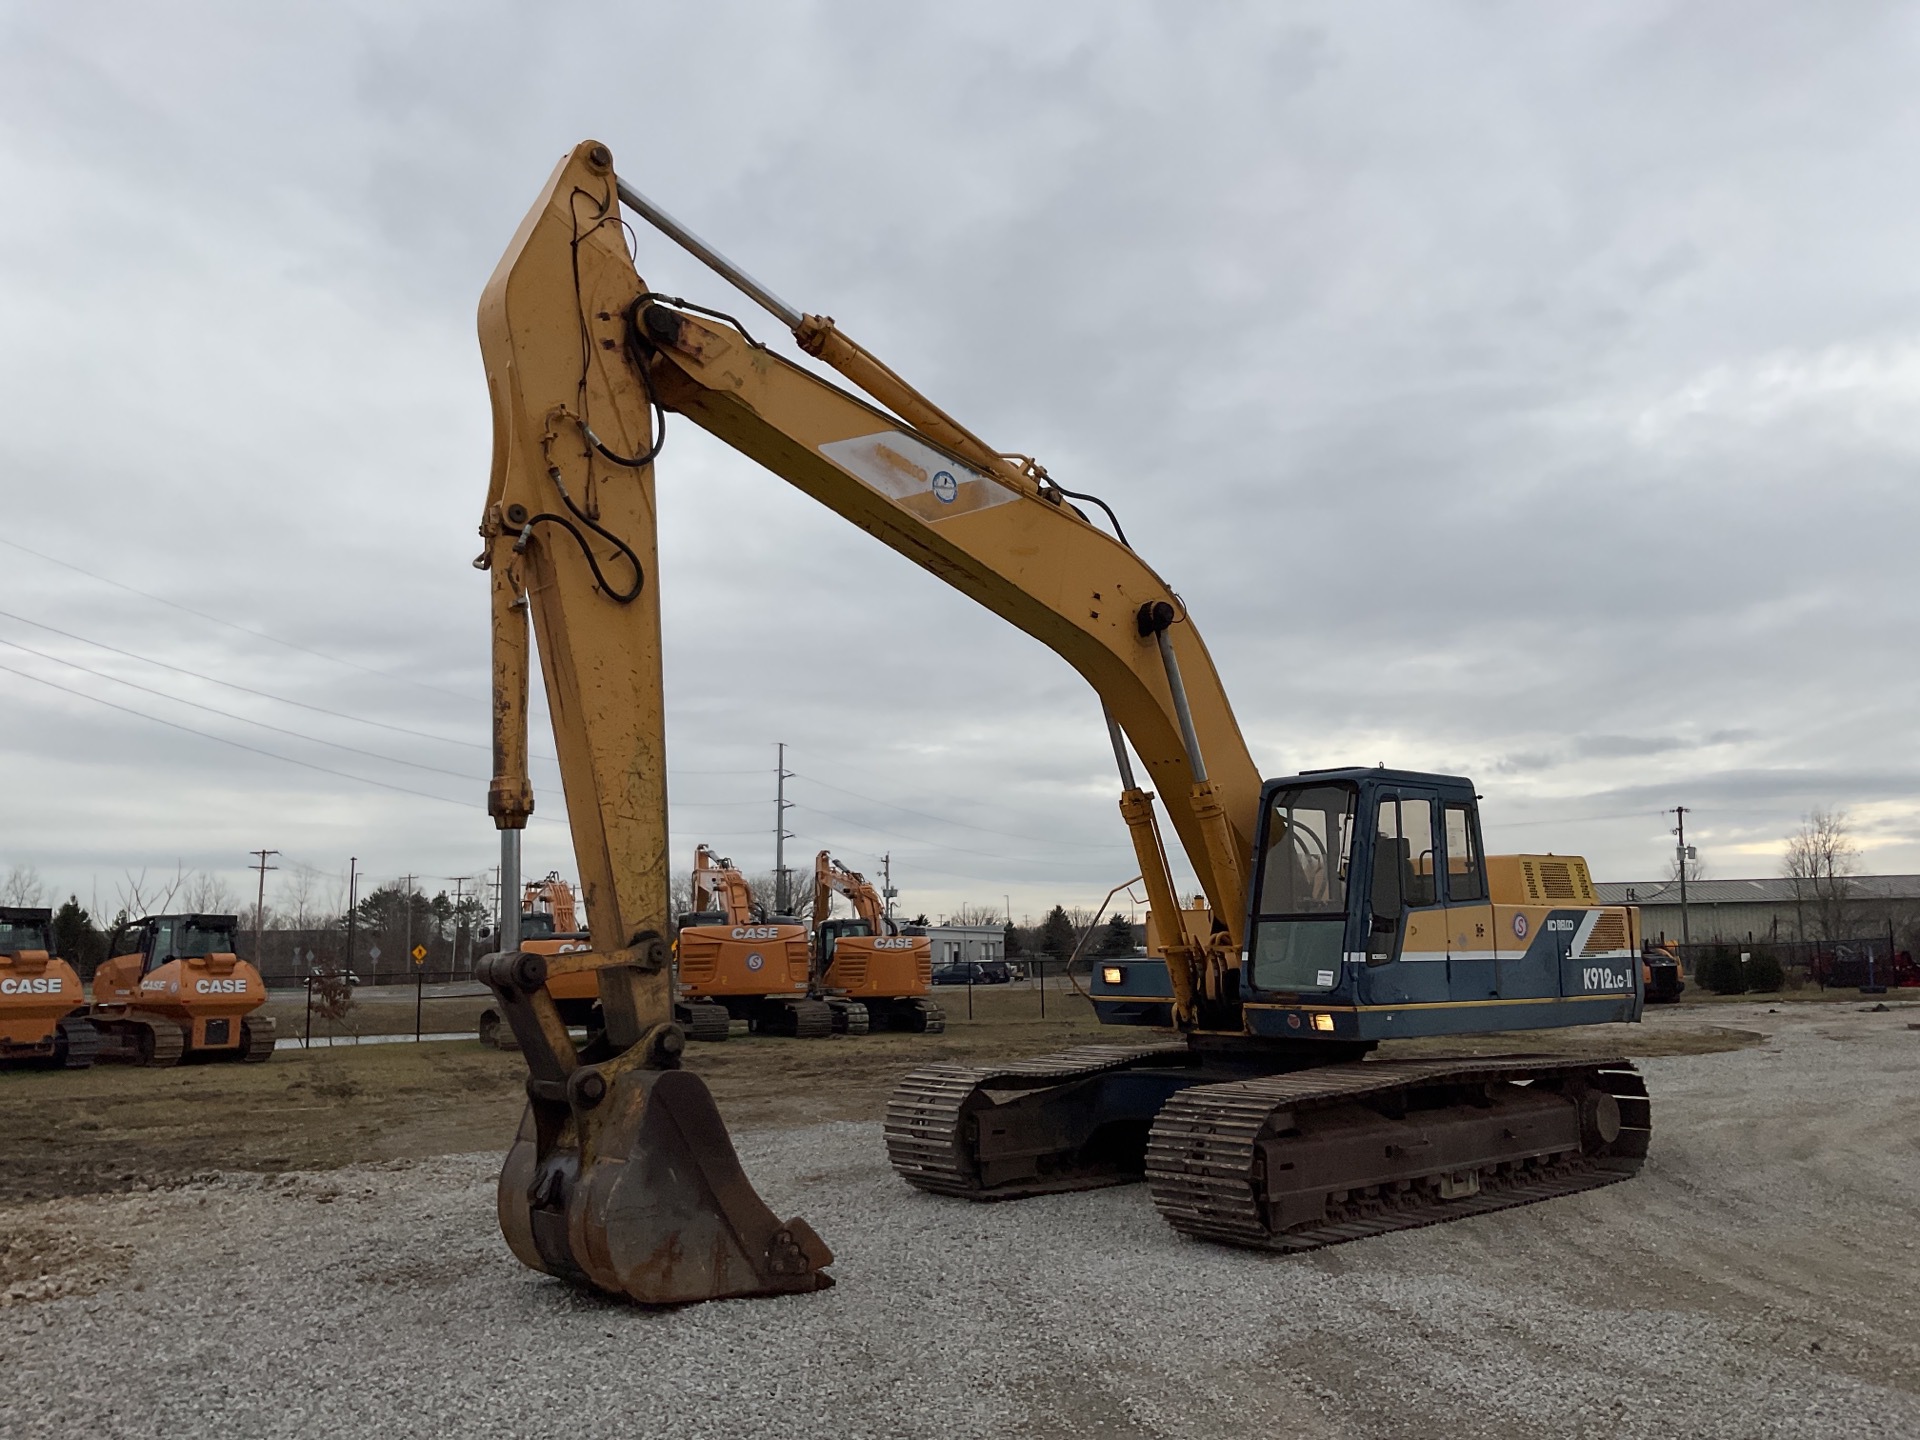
top-left (412, 944), bottom-right (428, 963)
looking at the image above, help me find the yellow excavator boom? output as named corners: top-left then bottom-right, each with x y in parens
top-left (476, 139), bottom-right (1268, 1305)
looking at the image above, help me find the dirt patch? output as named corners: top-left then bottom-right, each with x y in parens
top-left (0, 1220), bottom-right (131, 1308)
top-left (0, 1007), bottom-right (1110, 1204)
top-left (0, 997), bottom-right (1758, 1205)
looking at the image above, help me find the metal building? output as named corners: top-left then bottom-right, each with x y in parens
top-left (923, 923), bottom-right (1005, 969)
top-left (1596, 874), bottom-right (1920, 944)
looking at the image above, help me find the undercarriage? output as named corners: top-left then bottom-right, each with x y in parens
top-left (887, 1043), bottom-right (1648, 1251)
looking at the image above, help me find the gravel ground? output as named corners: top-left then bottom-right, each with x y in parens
top-left (3, 1001), bottom-right (1916, 1439)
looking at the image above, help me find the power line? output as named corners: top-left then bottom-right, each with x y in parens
top-left (0, 658), bottom-right (484, 808)
top-left (787, 801), bottom-right (1111, 868)
top-left (789, 770), bottom-right (1130, 850)
top-left (1482, 808), bottom-right (1666, 830)
top-left (0, 658), bottom-right (559, 823)
top-left (0, 533), bottom-right (478, 703)
top-left (0, 636), bottom-right (480, 782)
top-left (0, 605), bottom-right (514, 757)
top-left (0, 607), bottom-right (779, 785)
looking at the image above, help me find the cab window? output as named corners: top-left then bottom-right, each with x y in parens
top-left (1376, 796), bottom-right (1436, 907)
top-left (1249, 783), bottom-right (1356, 994)
top-left (1444, 804), bottom-right (1486, 903)
top-left (1254, 784), bottom-right (1356, 916)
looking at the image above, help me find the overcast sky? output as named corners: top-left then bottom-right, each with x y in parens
top-left (3, 2), bottom-right (1918, 927)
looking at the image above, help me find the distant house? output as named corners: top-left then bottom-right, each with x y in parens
top-left (1596, 874), bottom-right (1920, 944)
top-left (923, 923), bottom-right (1006, 970)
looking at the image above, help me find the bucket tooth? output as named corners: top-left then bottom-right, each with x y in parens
top-left (498, 1068), bottom-right (833, 1305)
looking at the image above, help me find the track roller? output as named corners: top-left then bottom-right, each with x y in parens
top-left (826, 999), bottom-right (870, 1035)
top-left (677, 1001), bottom-right (733, 1042)
top-left (1144, 1057), bottom-right (1650, 1252)
top-left (92, 1011), bottom-right (187, 1067)
top-left (750, 997), bottom-right (833, 1038)
top-left (52, 1015), bottom-right (99, 1069)
top-left (239, 1014), bottom-right (277, 1062)
top-left (883, 997), bottom-right (944, 1033)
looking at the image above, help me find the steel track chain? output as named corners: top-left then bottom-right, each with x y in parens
top-left (1144, 1057), bottom-right (1649, 1251)
top-left (885, 1042), bottom-right (1189, 1195)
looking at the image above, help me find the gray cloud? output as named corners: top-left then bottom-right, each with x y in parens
top-left (5, 2), bottom-right (1920, 925)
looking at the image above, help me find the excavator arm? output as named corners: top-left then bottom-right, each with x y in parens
top-left (813, 851), bottom-right (887, 931)
top-left (476, 139), bottom-right (1268, 1306)
top-left (692, 844), bottom-right (755, 926)
top-left (485, 142), bottom-right (1261, 1012)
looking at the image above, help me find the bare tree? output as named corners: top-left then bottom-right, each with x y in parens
top-left (1666, 849), bottom-right (1708, 885)
top-left (944, 903), bottom-right (1002, 926)
top-left (747, 871), bottom-right (813, 922)
top-left (274, 864), bottom-right (343, 932)
top-left (182, 871), bottom-right (242, 914)
top-left (1783, 808), bottom-right (1860, 941)
top-left (1, 864), bottom-right (46, 907)
top-left (116, 864), bottom-right (187, 919)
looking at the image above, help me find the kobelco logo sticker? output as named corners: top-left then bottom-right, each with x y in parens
top-left (1511, 914), bottom-right (1529, 940)
top-left (745, 952), bottom-right (765, 972)
top-left (931, 470), bottom-right (958, 504)
top-left (194, 978), bottom-right (248, 994)
top-left (0, 977), bottom-right (62, 994)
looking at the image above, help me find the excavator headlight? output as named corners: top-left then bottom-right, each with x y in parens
top-left (1311, 1012), bottom-right (1336, 1033)
top-left (1100, 965), bottom-right (1125, 987)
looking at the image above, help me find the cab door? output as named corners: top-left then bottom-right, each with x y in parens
top-left (1364, 792), bottom-right (1447, 1004)
top-left (1438, 801), bottom-right (1498, 999)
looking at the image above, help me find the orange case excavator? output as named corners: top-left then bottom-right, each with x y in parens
top-left (0, 907), bottom-right (95, 1068)
top-left (89, 913), bottom-right (275, 1065)
top-left (813, 852), bottom-right (942, 1034)
top-left (675, 845), bottom-right (828, 1039)
top-left (479, 873), bottom-right (599, 1049)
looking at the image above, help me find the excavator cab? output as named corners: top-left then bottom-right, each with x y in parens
top-left (1094, 769), bottom-right (1643, 1040)
top-left (815, 916), bottom-right (869, 968)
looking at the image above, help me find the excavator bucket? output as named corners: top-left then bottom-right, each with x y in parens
top-left (496, 1060), bottom-right (833, 1305)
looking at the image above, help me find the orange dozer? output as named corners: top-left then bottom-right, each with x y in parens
top-left (813, 852), bottom-right (942, 1034)
top-left (675, 845), bottom-right (828, 1040)
top-left (89, 913), bottom-right (275, 1065)
top-left (0, 907), bottom-right (96, 1068)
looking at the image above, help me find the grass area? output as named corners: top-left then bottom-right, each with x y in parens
top-left (258, 976), bottom-right (1085, 1040)
top-left (1674, 987), bottom-right (1920, 1006)
top-left (0, 1004), bottom-right (1109, 1204)
top-left (0, 989), bottom-right (1761, 1206)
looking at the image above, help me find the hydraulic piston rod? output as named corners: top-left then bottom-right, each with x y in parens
top-left (614, 178), bottom-right (804, 331)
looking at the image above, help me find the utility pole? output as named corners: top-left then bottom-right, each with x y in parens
top-left (247, 848), bottom-right (278, 967)
top-left (882, 852), bottom-right (895, 924)
top-left (451, 875), bottom-right (471, 974)
top-left (1670, 807), bottom-right (1693, 947)
top-left (401, 873), bottom-right (416, 976)
top-left (774, 742), bottom-right (795, 914)
top-left (346, 856), bottom-right (359, 976)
